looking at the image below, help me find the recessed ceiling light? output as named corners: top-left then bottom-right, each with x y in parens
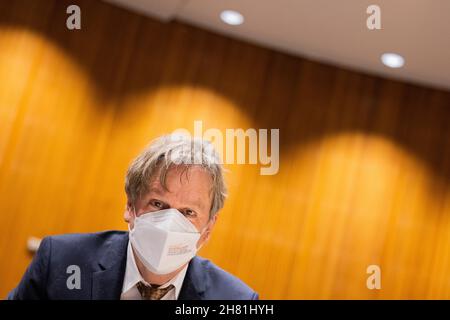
top-left (220, 10), bottom-right (244, 26)
top-left (381, 53), bottom-right (405, 68)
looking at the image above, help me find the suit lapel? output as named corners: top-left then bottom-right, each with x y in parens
top-left (178, 257), bottom-right (206, 300)
top-left (91, 233), bottom-right (129, 300)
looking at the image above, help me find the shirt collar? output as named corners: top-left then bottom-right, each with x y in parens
top-left (121, 241), bottom-right (188, 299)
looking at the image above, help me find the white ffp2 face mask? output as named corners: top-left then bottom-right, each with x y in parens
top-left (129, 208), bottom-right (202, 275)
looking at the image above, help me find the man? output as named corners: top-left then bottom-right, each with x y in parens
top-left (8, 135), bottom-right (258, 300)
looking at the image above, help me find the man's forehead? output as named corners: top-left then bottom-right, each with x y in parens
top-left (146, 171), bottom-right (212, 210)
top-left (152, 165), bottom-right (212, 187)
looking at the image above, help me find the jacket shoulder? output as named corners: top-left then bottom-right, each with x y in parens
top-left (194, 256), bottom-right (258, 300)
top-left (48, 230), bottom-right (127, 249)
top-left (46, 230), bottom-right (128, 265)
top-left (8, 231), bottom-right (128, 300)
top-left (49, 230), bottom-right (128, 244)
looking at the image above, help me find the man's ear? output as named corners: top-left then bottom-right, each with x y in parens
top-left (204, 213), bottom-right (219, 241)
top-left (124, 202), bottom-right (132, 223)
top-left (197, 214), bottom-right (218, 249)
top-left (209, 213), bottom-right (218, 228)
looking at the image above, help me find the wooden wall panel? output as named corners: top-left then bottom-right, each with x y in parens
top-left (0, 0), bottom-right (449, 299)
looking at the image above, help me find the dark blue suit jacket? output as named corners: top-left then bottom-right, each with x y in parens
top-left (7, 231), bottom-right (258, 300)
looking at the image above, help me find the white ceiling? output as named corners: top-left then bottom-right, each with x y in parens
top-left (104, 0), bottom-right (450, 91)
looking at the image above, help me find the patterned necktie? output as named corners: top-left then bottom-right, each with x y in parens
top-left (136, 281), bottom-right (175, 300)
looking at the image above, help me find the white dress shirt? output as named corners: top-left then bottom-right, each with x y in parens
top-left (120, 241), bottom-right (188, 300)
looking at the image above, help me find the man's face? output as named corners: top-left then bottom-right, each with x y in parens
top-left (124, 165), bottom-right (217, 247)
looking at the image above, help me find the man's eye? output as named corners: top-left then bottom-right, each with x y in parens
top-left (183, 209), bottom-right (196, 217)
top-left (151, 200), bottom-right (163, 208)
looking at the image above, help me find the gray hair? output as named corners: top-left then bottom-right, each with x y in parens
top-left (125, 134), bottom-right (227, 218)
